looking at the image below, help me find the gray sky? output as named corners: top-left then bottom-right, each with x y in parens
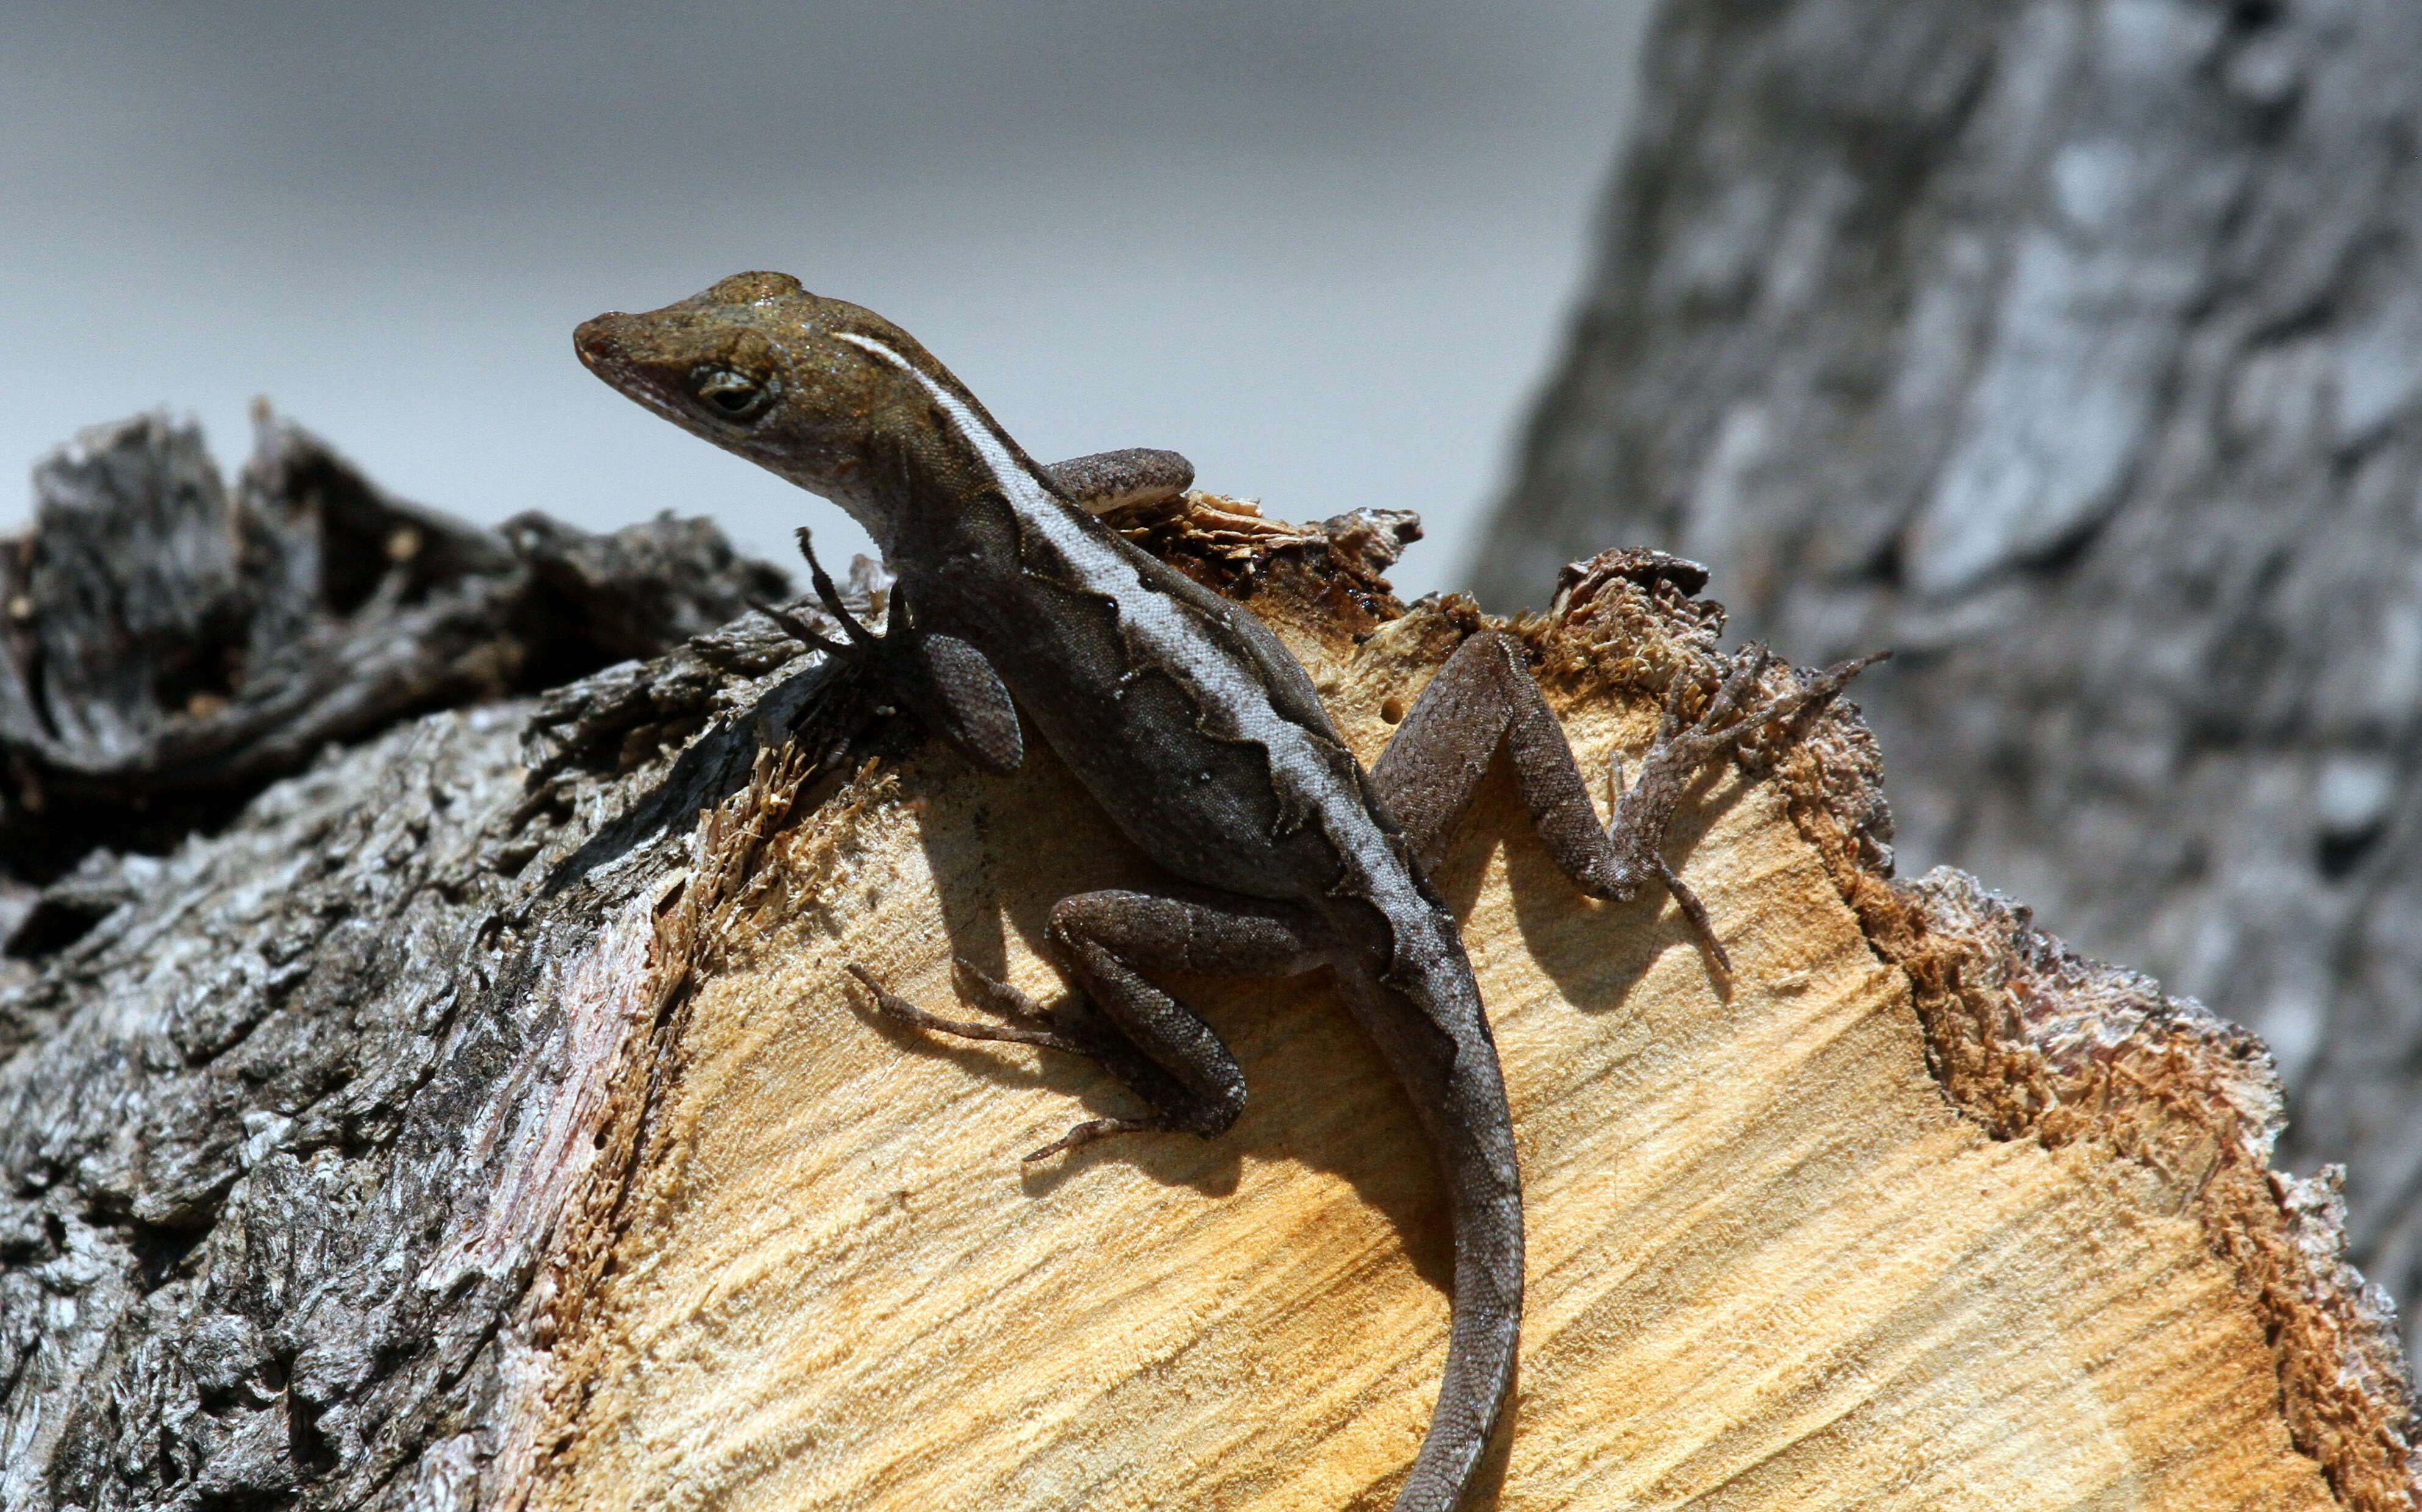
top-left (2, 1), bottom-right (1649, 601)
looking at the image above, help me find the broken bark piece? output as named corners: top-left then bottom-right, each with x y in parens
top-left (1857, 870), bottom-right (2419, 1512)
top-left (0, 407), bottom-right (788, 879)
top-left (0, 494), bottom-right (2408, 1509)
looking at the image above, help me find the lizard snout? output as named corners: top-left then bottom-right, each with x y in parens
top-left (572, 313), bottom-right (634, 373)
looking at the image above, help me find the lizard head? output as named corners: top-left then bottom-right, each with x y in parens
top-left (575, 272), bottom-right (982, 550)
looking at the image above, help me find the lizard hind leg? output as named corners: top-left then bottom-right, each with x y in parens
top-left (1374, 626), bottom-right (1885, 978)
top-left (848, 887), bottom-right (1331, 1163)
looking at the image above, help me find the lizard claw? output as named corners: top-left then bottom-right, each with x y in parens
top-left (1654, 856), bottom-right (1731, 979)
top-left (1024, 1114), bottom-right (1168, 1163)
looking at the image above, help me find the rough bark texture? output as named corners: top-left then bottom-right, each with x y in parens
top-left (1474, 0), bottom-right (2422, 1361)
top-left (0, 421), bottom-right (2410, 1507)
top-left (0, 408), bottom-right (787, 890)
top-left (0, 413), bottom-right (808, 1506)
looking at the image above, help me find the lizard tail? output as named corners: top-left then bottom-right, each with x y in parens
top-left (1390, 1053), bottom-right (1526, 1512)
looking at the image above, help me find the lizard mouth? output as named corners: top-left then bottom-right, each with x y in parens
top-left (574, 315), bottom-right (705, 430)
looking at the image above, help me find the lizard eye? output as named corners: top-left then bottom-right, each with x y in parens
top-left (694, 369), bottom-right (774, 421)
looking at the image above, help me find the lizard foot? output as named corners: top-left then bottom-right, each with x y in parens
top-left (951, 958), bottom-right (1245, 1157)
top-left (844, 961), bottom-right (1091, 1057)
top-left (1625, 644), bottom-right (1887, 780)
top-left (847, 960), bottom-right (1211, 1162)
top-left (1024, 1114), bottom-right (1174, 1163)
top-left (754, 527), bottom-right (887, 662)
top-left (1606, 644), bottom-right (1889, 977)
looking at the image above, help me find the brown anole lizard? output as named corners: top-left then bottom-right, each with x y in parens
top-left (576, 273), bottom-right (1877, 1511)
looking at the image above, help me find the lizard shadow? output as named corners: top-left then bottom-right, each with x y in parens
top-left (1419, 751), bottom-right (1752, 1018)
top-left (880, 735), bottom-right (1463, 1296)
top-left (878, 738), bottom-right (1760, 1302)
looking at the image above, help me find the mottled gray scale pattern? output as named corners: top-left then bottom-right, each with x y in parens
top-left (0, 576), bottom-right (860, 1508)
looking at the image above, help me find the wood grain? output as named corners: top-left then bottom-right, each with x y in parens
top-left (527, 566), bottom-right (2343, 1510)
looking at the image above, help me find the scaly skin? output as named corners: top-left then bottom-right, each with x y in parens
top-left (577, 273), bottom-right (1523, 1511)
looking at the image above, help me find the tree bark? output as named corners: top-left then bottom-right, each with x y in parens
top-left (1, 429), bottom-right (2411, 1507)
top-left (1474, 0), bottom-right (2422, 1364)
top-left (0, 408), bottom-right (787, 891)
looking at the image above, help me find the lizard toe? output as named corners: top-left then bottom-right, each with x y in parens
top-left (844, 962), bottom-right (1085, 1054)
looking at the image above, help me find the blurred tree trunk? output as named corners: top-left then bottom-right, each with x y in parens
top-left (1476, 0), bottom-right (2422, 1354)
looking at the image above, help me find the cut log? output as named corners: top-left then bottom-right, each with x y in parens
top-left (0, 489), bottom-right (2408, 1510)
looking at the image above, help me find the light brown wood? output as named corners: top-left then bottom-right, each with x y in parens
top-left (511, 504), bottom-right (2398, 1511)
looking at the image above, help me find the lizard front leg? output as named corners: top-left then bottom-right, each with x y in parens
top-left (1371, 628), bottom-right (1883, 974)
top-left (762, 529), bottom-right (1027, 775)
top-left (762, 444), bottom-right (1192, 766)
top-left (849, 888), bottom-right (1330, 1160)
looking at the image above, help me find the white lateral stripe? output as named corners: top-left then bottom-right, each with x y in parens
top-left (838, 330), bottom-right (1040, 497)
top-left (834, 329), bottom-right (1426, 924)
